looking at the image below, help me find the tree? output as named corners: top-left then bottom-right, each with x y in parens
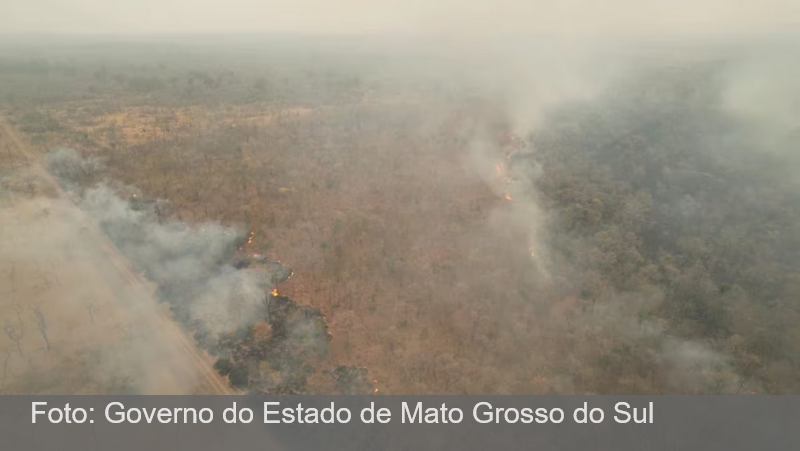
top-left (331, 310), bottom-right (360, 352)
top-left (4, 323), bottom-right (23, 357)
top-left (34, 308), bottom-right (50, 351)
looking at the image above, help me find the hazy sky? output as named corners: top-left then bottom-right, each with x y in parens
top-left (3, 0), bottom-right (799, 37)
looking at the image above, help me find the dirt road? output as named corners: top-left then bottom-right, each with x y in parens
top-left (0, 117), bottom-right (234, 395)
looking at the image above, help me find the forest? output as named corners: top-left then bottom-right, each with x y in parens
top-left (0, 36), bottom-right (798, 394)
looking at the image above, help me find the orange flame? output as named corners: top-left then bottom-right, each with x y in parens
top-left (270, 288), bottom-right (278, 297)
top-left (505, 194), bottom-right (513, 201)
top-left (247, 231), bottom-right (255, 245)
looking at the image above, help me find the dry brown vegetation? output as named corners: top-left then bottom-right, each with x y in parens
top-left (16, 100), bottom-right (540, 394)
top-left (2, 39), bottom-right (799, 394)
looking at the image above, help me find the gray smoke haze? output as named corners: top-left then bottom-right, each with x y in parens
top-left (458, 33), bottom-right (800, 393)
top-left (3, 0), bottom-right (799, 35)
top-left (44, 152), bottom-right (288, 344)
top-left (79, 184), bottom-right (271, 337)
top-left (3, 0), bottom-right (799, 394)
top-left (720, 54), bottom-right (800, 158)
top-left (4, 149), bottom-right (296, 392)
top-left (0, 183), bottom-right (210, 394)
top-left (44, 147), bottom-right (340, 393)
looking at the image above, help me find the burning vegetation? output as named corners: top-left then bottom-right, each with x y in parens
top-left (4, 36), bottom-right (800, 395)
top-left (43, 157), bottom-right (373, 394)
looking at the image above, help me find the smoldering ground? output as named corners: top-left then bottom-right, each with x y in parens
top-left (41, 44), bottom-right (800, 394)
top-left (39, 149), bottom-right (335, 394)
top-left (1, 2), bottom-right (799, 394)
top-left (46, 149), bottom-right (262, 335)
top-left (457, 36), bottom-right (800, 394)
top-left (0, 142), bottom-right (319, 393)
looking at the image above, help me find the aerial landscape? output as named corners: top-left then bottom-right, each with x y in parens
top-left (1, 1), bottom-right (799, 395)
